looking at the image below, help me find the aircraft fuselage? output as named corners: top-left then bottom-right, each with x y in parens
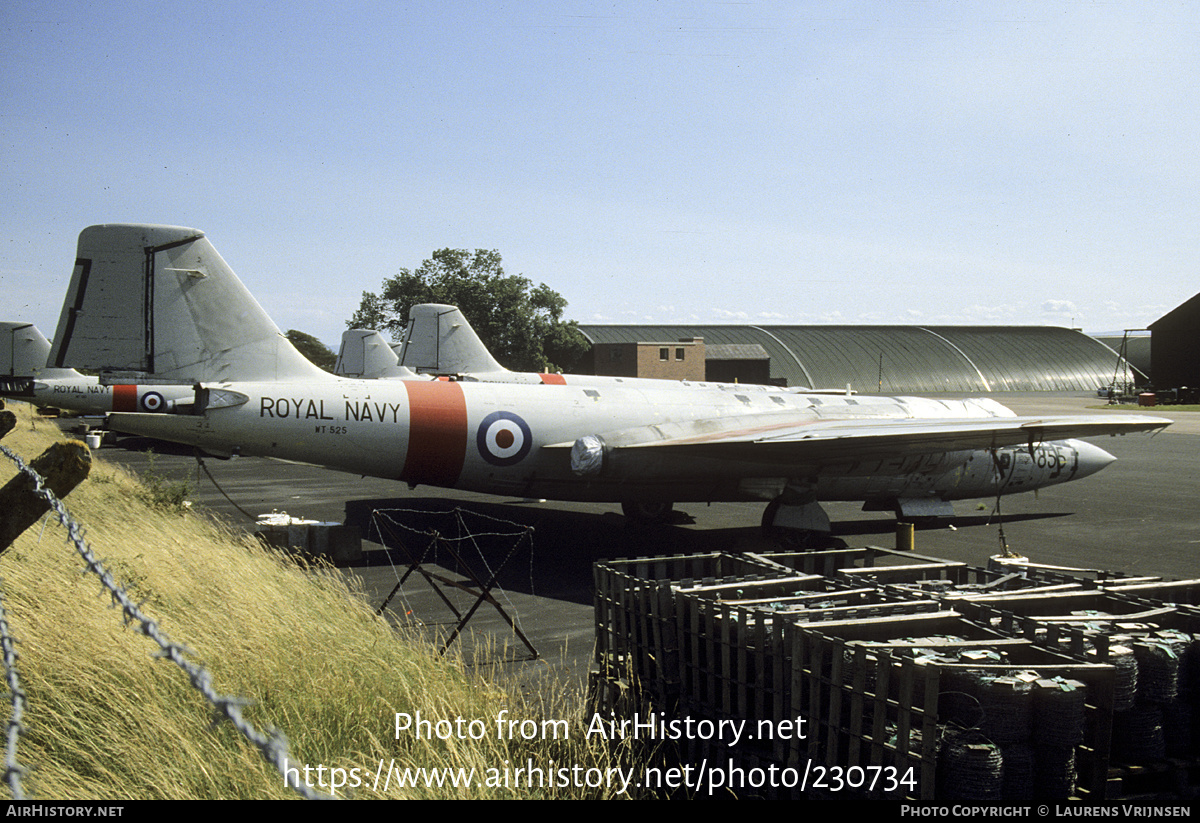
top-left (109, 376), bottom-right (1115, 508)
top-left (0, 373), bottom-right (189, 415)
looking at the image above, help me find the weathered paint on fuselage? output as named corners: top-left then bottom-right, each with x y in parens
top-left (112, 375), bottom-right (1111, 506)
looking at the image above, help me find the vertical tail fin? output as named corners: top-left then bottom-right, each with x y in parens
top-left (1, 322), bottom-right (52, 378)
top-left (396, 304), bottom-right (506, 375)
top-left (49, 224), bottom-right (326, 383)
top-left (335, 329), bottom-right (421, 379)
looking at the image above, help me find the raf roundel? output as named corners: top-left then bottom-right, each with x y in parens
top-left (476, 411), bottom-right (532, 467)
top-left (140, 390), bottom-right (166, 412)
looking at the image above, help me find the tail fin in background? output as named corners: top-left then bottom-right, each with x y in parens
top-left (49, 224), bottom-right (327, 383)
top-left (335, 329), bottom-right (422, 379)
top-left (1, 322), bottom-right (52, 377)
top-left (0, 322), bottom-right (89, 384)
top-left (397, 304), bottom-right (506, 375)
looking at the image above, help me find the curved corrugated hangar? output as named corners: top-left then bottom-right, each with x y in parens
top-left (577, 325), bottom-right (1131, 393)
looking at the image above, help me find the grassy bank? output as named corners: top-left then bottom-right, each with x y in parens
top-left (0, 405), bottom-right (639, 799)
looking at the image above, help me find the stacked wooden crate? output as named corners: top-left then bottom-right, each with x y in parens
top-left (591, 547), bottom-right (1197, 799)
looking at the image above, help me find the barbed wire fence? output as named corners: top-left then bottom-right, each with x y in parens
top-left (0, 443), bottom-right (330, 800)
top-left (0, 579), bottom-right (27, 800)
top-left (368, 506), bottom-right (539, 661)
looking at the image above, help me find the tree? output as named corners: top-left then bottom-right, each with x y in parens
top-left (285, 329), bottom-right (336, 372)
top-left (348, 248), bottom-right (589, 372)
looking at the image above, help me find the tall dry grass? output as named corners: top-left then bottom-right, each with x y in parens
top-left (0, 404), bottom-right (643, 799)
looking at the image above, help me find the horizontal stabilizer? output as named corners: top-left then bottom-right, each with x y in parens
top-left (107, 411), bottom-right (234, 457)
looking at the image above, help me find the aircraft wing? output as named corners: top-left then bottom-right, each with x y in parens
top-left (570, 413), bottom-right (1171, 466)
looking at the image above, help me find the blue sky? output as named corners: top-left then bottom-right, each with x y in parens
top-left (3, 1), bottom-right (1197, 350)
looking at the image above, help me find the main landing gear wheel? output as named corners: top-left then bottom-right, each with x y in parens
top-left (760, 497), bottom-right (784, 536)
top-left (760, 498), bottom-right (846, 549)
top-left (621, 501), bottom-right (675, 523)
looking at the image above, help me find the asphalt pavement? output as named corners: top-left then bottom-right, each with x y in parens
top-left (89, 392), bottom-right (1198, 685)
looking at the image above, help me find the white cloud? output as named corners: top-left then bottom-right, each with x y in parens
top-left (1041, 300), bottom-right (1077, 315)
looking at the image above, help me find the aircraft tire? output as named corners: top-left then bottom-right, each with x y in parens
top-left (760, 497), bottom-right (783, 534)
top-left (761, 498), bottom-right (846, 549)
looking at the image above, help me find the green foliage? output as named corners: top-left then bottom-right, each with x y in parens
top-left (136, 451), bottom-right (193, 514)
top-left (285, 329), bottom-right (337, 372)
top-left (349, 248), bottom-right (589, 372)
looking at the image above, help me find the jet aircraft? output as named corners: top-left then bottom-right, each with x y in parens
top-left (47, 224), bottom-right (1170, 531)
top-left (337, 305), bottom-right (726, 390)
top-left (1, 321), bottom-right (192, 416)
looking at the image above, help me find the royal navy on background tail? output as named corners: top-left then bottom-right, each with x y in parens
top-left (0, 320), bottom-right (193, 414)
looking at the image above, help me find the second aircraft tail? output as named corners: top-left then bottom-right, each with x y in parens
top-left (1, 322), bottom-right (53, 378)
top-left (396, 304), bottom-right (506, 376)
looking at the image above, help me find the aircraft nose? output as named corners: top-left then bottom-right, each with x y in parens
top-left (1073, 439), bottom-right (1117, 479)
